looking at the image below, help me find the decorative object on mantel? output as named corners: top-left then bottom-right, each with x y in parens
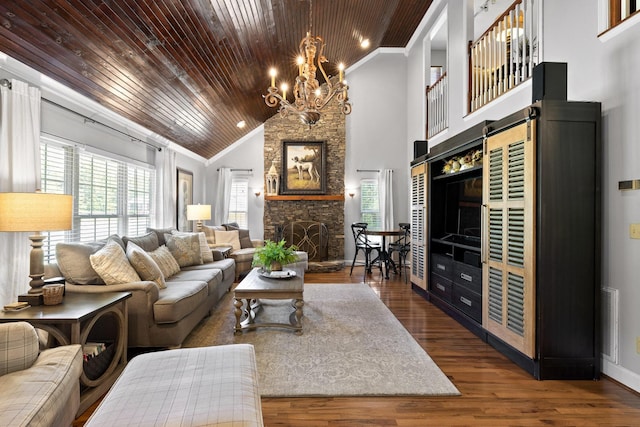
top-left (0, 191), bottom-right (73, 305)
top-left (263, 0), bottom-right (351, 125)
top-left (266, 160), bottom-right (279, 195)
top-left (441, 148), bottom-right (483, 174)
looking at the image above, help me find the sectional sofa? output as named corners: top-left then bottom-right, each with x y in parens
top-left (49, 228), bottom-right (235, 348)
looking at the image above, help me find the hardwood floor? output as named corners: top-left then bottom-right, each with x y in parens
top-left (74, 268), bottom-right (640, 426)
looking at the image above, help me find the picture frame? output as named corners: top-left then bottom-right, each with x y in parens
top-left (176, 168), bottom-right (193, 231)
top-left (281, 140), bottom-right (326, 195)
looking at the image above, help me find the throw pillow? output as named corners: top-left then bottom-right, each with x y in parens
top-left (0, 322), bottom-right (39, 376)
top-left (171, 230), bottom-right (213, 263)
top-left (126, 242), bottom-right (166, 289)
top-left (213, 229), bottom-right (241, 251)
top-left (146, 227), bottom-right (176, 246)
top-left (90, 240), bottom-right (141, 286)
top-left (164, 233), bottom-right (203, 267)
top-left (56, 241), bottom-right (106, 285)
top-left (148, 245), bottom-right (181, 278)
top-left (122, 232), bottom-right (160, 252)
top-left (222, 223), bottom-right (253, 249)
top-left (202, 225), bottom-right (225, 246)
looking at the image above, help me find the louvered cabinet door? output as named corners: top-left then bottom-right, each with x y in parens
top-left (482, 120), bottom-right (536, 358)
top-left (410, 163), bottom-right (427, 289)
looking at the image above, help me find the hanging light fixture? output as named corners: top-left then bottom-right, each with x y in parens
top-left (264, 0), bottom-right (352, 125)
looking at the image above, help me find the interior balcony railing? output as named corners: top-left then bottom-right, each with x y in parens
top-left (469, 0), bottom-right (539, 113)
top-left (426, 72), bottom-right (448, 138)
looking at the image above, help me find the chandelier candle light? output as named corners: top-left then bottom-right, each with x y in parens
top-left (264, 0), bottom-right (352, 125)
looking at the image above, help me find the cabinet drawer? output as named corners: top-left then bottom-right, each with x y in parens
top-left (430, 273), bottom-right (452, 302)
top-left (452, 284), bottom-right (482, 323)
top-left (431, 254), bottom-right (453, 279)
top-left (453, 261), bottom-right (482, 294)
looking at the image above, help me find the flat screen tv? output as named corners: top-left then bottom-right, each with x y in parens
top-left (444, 177), bottom-right (482, 238)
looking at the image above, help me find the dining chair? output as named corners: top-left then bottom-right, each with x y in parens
top-left (349, 222), bottom-right (382, 278)
top-left (388, 222), bottom-right (410, 283)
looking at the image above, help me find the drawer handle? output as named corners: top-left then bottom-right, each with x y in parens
top-left (460, 296), bottom-right (472, 307)
top-left (436, 284), bottom-right (445, 292)
top-left (460, 273), bottom-right (473, 282)
top-left (436, 263), bottom-right (446, 271)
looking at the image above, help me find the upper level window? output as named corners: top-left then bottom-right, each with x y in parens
top-left (228, 177), bottom-right (248, 228)
top-left (41, 136), bottom-right (155, 263)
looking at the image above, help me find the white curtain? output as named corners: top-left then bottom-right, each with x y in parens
top-left (153, 147), bottom-right (176, 228)
top-left (0, 79), bottom-right (42, 305)
top-left (214, 167), bottom-right (232, 225)
top-left (379, 169), bottom-right (394, 229)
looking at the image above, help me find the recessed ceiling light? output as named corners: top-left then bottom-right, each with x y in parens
top-left (360, 38), bottom-right (370, 49)
top-left (237, 120), bottom-right (246, 128)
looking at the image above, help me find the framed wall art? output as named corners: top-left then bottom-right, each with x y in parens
top-left (176, 168), bottom-right (193, 231)
top-left (281, 140), bottom-right (326, 195)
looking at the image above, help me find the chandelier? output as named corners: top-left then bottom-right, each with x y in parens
top-left (264, 0), bottom-right (352, 125)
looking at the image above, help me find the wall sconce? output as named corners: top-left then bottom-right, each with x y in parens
top-left (348, 191), bottom-right (355, 198)
top-left (254, 188), bottom-right (262, 197)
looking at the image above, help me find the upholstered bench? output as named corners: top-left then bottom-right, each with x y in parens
top-left (85, 344), bottom-right (263, 427)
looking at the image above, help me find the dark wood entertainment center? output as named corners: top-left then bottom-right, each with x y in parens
top-left (410, 100), bottom-right (601, 380)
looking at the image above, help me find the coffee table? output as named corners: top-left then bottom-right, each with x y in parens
top-left (233, 267), bottom-right (304, 335)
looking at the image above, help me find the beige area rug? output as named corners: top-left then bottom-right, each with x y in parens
top-left (183, 282), bottom-right (460, 397)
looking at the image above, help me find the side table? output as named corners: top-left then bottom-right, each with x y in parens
top-left (0, 291), bottom-right (131, 416)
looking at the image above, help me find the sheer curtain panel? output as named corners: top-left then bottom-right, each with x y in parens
top-left (153, 147), bottom-right (176, 228)
top-left (379, 169), bottom-right (394, 230)
top-left (215, 167), bottom-right (232, 225)
top-left (0, 79), bottom-right (42, 305)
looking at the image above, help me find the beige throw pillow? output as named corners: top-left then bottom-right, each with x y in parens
top-left (214, 230), bottom-right (241, 251)
top-left (126, 242), bottom-right (166, 289)
top-left (164, 233), bottom-right (203, 267)
top-left (202, 225), bottom-right (225, 246)
top-left (171, 231), bottom-right (213, 263)
top-left (90, 240), bottom-right (141, 285)
top-left (148, 245), bottom-right (181, 279)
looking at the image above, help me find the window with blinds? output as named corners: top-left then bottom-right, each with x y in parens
top-left (40, 137), bottom-right (155, 263)
top-left (360, 178), bottom-right (381, 229)
top-left (227, 177), bottom-right (248, 228)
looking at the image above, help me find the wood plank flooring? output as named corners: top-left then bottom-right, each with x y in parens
top-left (74, 267), bottom-right (640, 426)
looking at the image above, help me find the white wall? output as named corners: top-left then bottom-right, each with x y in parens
top-left (205, 127), bottom-right (265, 239)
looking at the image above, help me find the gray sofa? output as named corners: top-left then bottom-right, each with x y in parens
top-left (0, 322), bottom-right (83, 427)
top-left (49, 228), bottom-right (235, 348)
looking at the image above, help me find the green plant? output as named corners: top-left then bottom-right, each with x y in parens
top-left (252, 239), bottom-right (298, 271)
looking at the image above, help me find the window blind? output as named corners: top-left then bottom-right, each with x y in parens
top-left (228, 177), bottom-right (248, 228)
top-left (360, 178), bottom-right (381, 229)
top-left (40, 136), bottom-right (155, 263)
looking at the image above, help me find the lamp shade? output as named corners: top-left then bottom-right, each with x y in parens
top-left (0, 192), bottom-right (73, 232)
top-left (186, 204), bottom-right (211, 221)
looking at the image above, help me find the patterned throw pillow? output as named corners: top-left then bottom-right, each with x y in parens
top-left (148, 245), bottom-right (181, 279)
top-left (214, 230), bottom-right (241, 251)
top-left (223, 223), bottom-right (254, 249)
top-left (90, 240), bottom-right (141, 285)
top-left (126, 242), bottom-right (166, 289)
top-left (0, 322), bottom-right (39, 376)
top-left (171, 231), bottom-right (213, 263)
top-left (202, 225), bottom-right (225, 246)
top-left (164, 233), bottom-right (203, 267)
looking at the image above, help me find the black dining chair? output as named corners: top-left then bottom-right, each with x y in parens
top-left (388, 222), bottom-right (410, 283)
top-left (349, 222), bottom-right (382, 278)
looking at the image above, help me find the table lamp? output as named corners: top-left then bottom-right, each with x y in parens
top-left (186, 204), bottom-right (211, 232)
top-left (0, 192), bottom-right (73, 305)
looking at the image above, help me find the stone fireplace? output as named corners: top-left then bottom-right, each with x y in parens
top-left (263, 100), bottom-right (345, 270)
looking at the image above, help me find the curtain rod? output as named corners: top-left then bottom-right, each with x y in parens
top-left (216, 168), bottom-right (253, 172)
top-left (1, 78), bottom-right (162, 152)
top-left (357, 169), bottom-right (381, 172)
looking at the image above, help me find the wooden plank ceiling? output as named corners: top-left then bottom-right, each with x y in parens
top-left (0, 0), bottom-right (432, 159)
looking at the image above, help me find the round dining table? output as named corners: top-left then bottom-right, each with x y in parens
top-left (365, 228), bottom-right (404, 279)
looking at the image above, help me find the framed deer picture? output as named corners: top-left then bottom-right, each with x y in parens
top-left (281, 140), bottom-right (326, 195)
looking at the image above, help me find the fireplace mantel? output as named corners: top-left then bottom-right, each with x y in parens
top-left (265, 195), bottom-right (344, 201)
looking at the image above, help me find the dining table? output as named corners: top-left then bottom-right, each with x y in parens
top-left (365, 228), bottom-right (404, 279)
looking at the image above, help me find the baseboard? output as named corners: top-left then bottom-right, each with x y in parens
top-left (602, 358), bottom-right (640, 393)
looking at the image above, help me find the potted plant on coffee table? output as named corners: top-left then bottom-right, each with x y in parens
top-left (252, 239), bottom-right (298, 272)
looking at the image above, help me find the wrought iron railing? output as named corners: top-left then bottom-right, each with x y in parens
top-left (426, 72), bottom-right (448, 138)
top-left (469, 0), bottom-right (538, 113)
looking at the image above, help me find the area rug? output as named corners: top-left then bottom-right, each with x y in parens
top-left (183, 282), bottom-right (460, 397)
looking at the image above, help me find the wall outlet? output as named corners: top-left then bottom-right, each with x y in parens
top-left (630, 224), bottom-right (640, 239)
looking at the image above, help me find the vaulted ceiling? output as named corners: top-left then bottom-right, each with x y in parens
top-left (0, 1), bottom-right (432, 159)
